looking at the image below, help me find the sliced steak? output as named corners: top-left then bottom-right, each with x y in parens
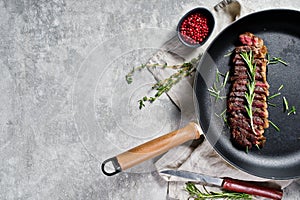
top-left (227, 32), bottom-right (269, 150)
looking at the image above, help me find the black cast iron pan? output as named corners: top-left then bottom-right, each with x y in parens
top-left (102, 9), bottom-right (300, 180)
top-left (195, 9), bottom-right (300, 179)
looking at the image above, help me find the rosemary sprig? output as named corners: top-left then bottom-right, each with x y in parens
top-left (208, 88), bottom-right (226, 101)
top-left (222, 71), bottom-right (230, 88)
top-left (282, 96), bottom-right (289, 112)
top-left (267, 102), bottom-right (277, 107)
top-left (240, 51), bottom-right (256, 133)
top-left (268, 92), bottom-right (281, 100)
top-left (208, 70), bottom-right (229, 102)
top-left (269, 120), bottom-right (280, 132)
top-left (216, 68), bottom-right (221, 83)
top-left (281, 96), bottom-right (296, 115)
top-left (185, 182), bottom-right (252, 200)
top-left (215, 109), bottom-right (228, 126)
top-left (255, 144), bottom-right (261, 150)
top-left (268, 56), bottom-right (288, 66)
top-left (224, 50), bottom-right (233, 57)
top-left (220, 109), bottom-right (228, 126)
top-left (268, 93), bottom-right (296, 116)
top-left (267, 85), bottom-right (283, 107)
top-left (288, 106), bottom-right (296, 115)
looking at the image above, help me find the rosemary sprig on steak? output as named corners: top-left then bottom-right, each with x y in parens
top-left (240, 51), bottom-right (257, 134)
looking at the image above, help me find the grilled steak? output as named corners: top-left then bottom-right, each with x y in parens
top-left (227, 32), bottom-right (269, 150)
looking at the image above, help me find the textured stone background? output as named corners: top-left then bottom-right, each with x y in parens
top-left (1, 0), bottom-right (299, 199)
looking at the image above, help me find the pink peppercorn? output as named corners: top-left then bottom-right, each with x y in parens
top-left (179, 13), bottom-right (210, 45)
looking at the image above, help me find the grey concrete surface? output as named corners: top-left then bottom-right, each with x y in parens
top-left (0, 0), bottom-right (299, 199)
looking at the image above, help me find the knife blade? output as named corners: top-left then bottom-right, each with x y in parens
top-left (160, 170), bottom-right (283, 200)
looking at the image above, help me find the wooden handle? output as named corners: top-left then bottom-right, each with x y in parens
top-left (101, 122), bottom-right (202, 175)
top-left (117, 122), bottom-right (202, 170)
top-left (222, 178), bottom-right (283, 200)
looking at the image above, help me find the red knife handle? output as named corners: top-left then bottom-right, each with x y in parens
top-left (222, 178), bottom-right (283, 200)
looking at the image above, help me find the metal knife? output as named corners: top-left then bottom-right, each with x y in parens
top-left (160, 170), bottom-right (283, 200)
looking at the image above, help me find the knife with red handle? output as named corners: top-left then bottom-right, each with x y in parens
top-left (160, 170), bottom-right (283, 200)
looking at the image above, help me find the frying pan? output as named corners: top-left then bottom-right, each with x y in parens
top-left (102, 9), bottom-right (300, 179)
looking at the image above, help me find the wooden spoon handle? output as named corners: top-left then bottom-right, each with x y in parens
top-left (102, 122), bottom-right (203, 176)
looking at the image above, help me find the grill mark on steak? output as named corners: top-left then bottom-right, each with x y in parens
top-left (228, 97), bottom-right (267, 109)
top-left (227, 32), bottom-right (269, 150)
top-left (229, 92), bottom-right (267, 101)
top-left (228, 104), bottom-right (269, 119)
top-left (232, 79), bottom-right (269, 90)
top-left (231, 59), bottom-right (268, 82)
top-left (229, 91), bottom-right (267, 101)
top-left (230, 84), bottom-right (269, 96)
top-left (231, 72), bottom-right (266, 82)
top-left (228, 108), bottom-right (269, 129)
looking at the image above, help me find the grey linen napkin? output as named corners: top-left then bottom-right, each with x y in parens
top-left (146, 1), bottom-right (293, 199)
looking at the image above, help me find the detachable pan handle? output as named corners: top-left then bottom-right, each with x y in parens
top-left (101, 122), bottom-right (203, 176)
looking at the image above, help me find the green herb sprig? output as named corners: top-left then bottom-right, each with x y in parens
top-left (288, 106), bottom-right (296, 115)
top-left (240, 51), bottom-right (256, 133)
top-left (185, 182), bottom-right (252, 200)
top-left (126, 62), bottom-right (187, 84)
top-left (268, 56), bottom-right (288, 66)
top-left (267, 85), bottom-right (284, 107)
top-left (282, 96), bottom-right (297, 115)
top-left (208, 69), bottom-right (229, 101)
top-left (283, 96), bottom-right (289, 112)
top-left (126, 56), bottom-right (200, 109)
top-left (209, 69), bottom-right (229, 126)
top-left (224, 50), bottom-right (233, 58)
top-left (269, 120), bottom-right (280, 132)
top-left (268, 92), bottom-right (281, 100)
